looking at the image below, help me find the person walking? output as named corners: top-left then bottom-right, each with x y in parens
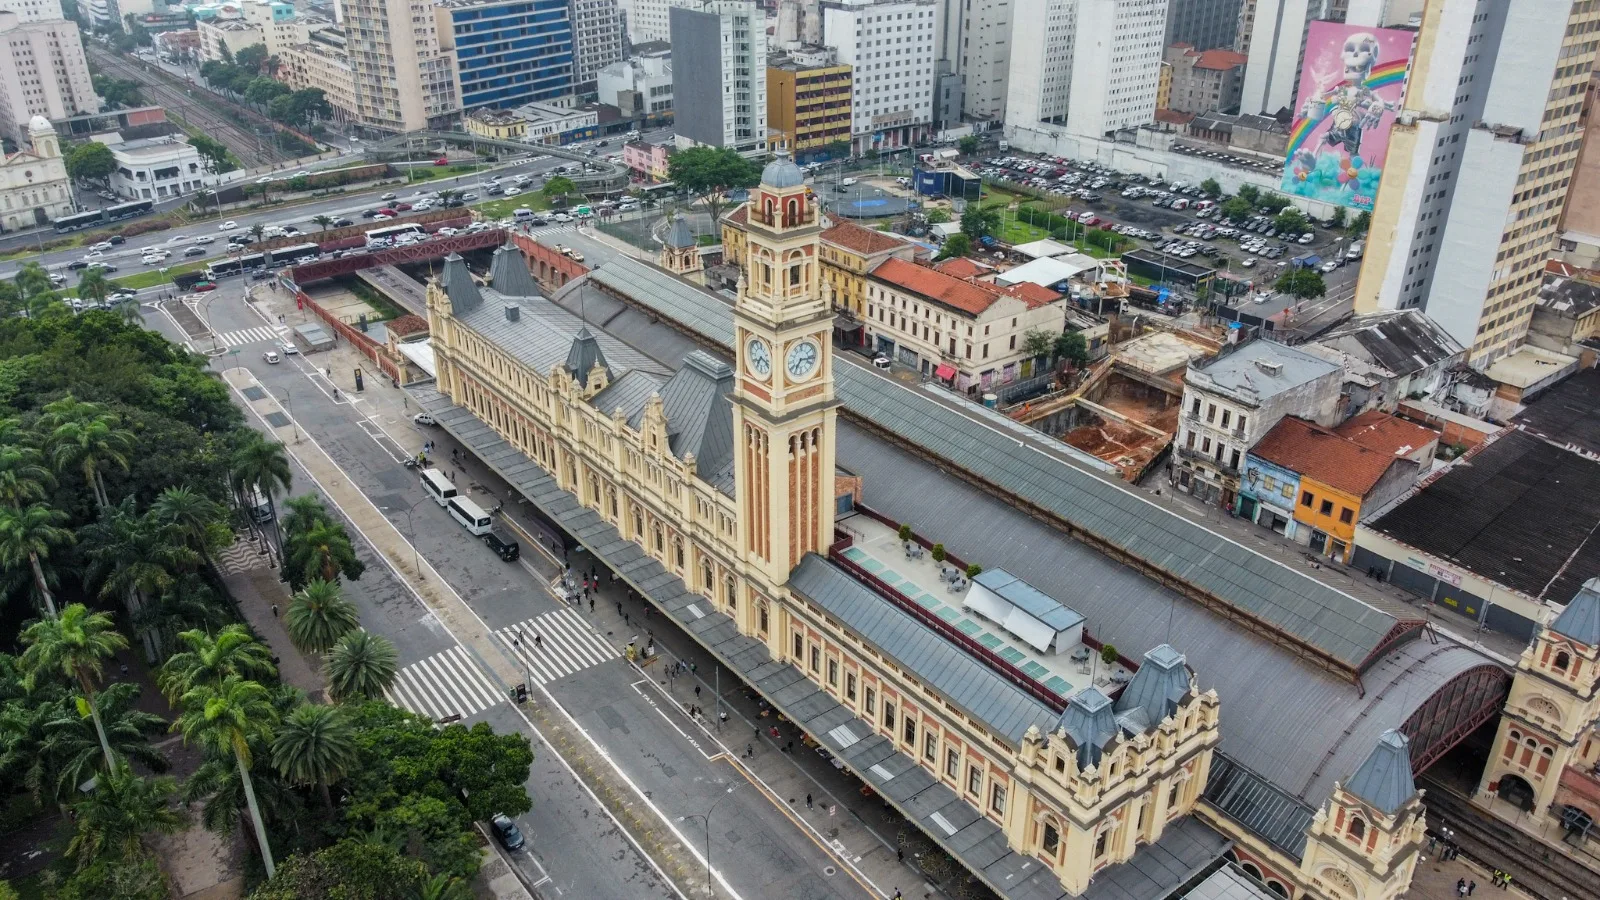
top-left (1467, 881), bottom-right (1475, 896)
top-left (806, 793), bottom-right (813, 810)
top-left (271, 604), bottom-right (279, 617)
top-left (1456, 879), bottom-right (1466, 898)
top-left (695, 685), bottom-right (702, 699)
top-left (589, 595), bottom-right (595, 613)
top-left (534, 634), bottom-right (542, 649)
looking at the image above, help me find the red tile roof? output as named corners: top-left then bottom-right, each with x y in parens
top-left (1194, 49), bottom-right (1248, 71)
top-left (1333, 411), bottom-right (1439, 458)
top-left (934, 257), bottom-right (990, 279)
top-left (1004, 281), bottom-right (1061, 309)
top-left (871, 258), bottom-right (1003, 316)
top-left (1155, 109), bottom-right (1196, 126)
top-left (723, 205), bottom-right (748, 225)
top-left (822, 221), bottom-right (907, 256)
top-left (1250, 417), bottom-right (1402, 497)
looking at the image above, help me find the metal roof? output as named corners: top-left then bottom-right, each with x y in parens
top-left (488, 243), bottom-right (541, 298)
top-left (451, 285), bottom-right (670, 383)
top-left (1185, 339), bottom-right (1341, 404)
top-left (761, 151), bottom-right (806, 188)
top-left (1114, 644), bottom-right (1190, 727)
top-left (1078, 816), bottom-right (1230, 900)
top-left (973, 569), bottom-right (1085, 632)
top-left (634, 351), bottom-right (737, 494)
top-left (590, 369), bottom-right (665, 422)
top-left (565, 326), bottom-right (612, 387)
top-left (439, 253), bottom-right (483, 315)
top-left (664, 212), bottom-right (698, 249)
top-left (1202, 754), bottom-right (1315, 858)
top-left (1551, 577), bottom-right (1600, 647)
top-left (1058, 687), bottom-right (1119, 767)
top-left (1343, 730), bottom-right (1416, 817)
top-left (588, 256), bottom-right (737, 343)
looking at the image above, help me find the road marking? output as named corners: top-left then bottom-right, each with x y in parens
top-left (216, 324), bottom-right (288, 347)
top-left (383, 645), bottom-right (504, 721)
top-left (496, 608), bottom-right (618, 685)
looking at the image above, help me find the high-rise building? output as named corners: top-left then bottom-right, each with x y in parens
top-left (624, 0), bottom-right (694, 43)
top-left (344, 0), bottom-right (460, 132)
top-left (934, 0), bottom-right (1011, 122)
top-left (1166, 0), bottom-right (1242, 52)
top-left (767, 47), bottom-right (851, 160)
top-left (435, 0), bottom-right (575, 112)
top-left (1236, 0), bottom-right (1347, 115)
top-left (0, 9), bottom-right (98, 141)
top-left (0, 0), bottom-right (63, 22)
top-left (1004, 0), bottom-right (1167, 139)
top-left (1353, 0), bottom-right (1599, 365)
top-left (571, 0), bottom-right (623, 87)
top-left (670, 0), bottom-right (766, 151)
top-left (821, 0), bottom-right (937, 153)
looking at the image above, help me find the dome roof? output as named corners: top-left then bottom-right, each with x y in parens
top-left (760, 151), bottom-right (805, 189)
top-left (27, 115), bottom-right (53, 134)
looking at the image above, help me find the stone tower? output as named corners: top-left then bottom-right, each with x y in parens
top-left (659, 211), bottom-right (703, 278)
top-left (1300, 729), bottom-right (1428, 900)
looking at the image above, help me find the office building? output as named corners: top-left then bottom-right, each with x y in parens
top-left (1354, 0), bottom-right (1600, 365)
top-left (821, 0), bottom-right (936, 153)
top-left (670, 0), bottom-right (766, 152)
top-left (596, 44), bottom-right (673, 122)
top-left (767, 47), bottom-right (851, 160)
top-left (0, 0), bottom-right (62, 21)
top-left (571, 0), bottom-right (622, 86)
top-left (0, 115), bottom-right (72, 232)
top-left (1166, 0), bottom-right (1242, 51)
top-left (935, 0), bottom-right (1011, 121)
top-left (436, 0), bottom-right (575, 112)
top-left (623, 0), bottom-right (695, 43)
top-left (1235, 0), bottom-right (1349, 116)
top-left (1163, 43), bottom-right (1246, 115)
top-left (0, 10), bottom-right (97, 141)
top-left (344, 0), bottom-right (459, 131)
top-left (197, 19), bottom-right (264, 62)
top-left (102, 131), bottom-right (212, 199)
top-left (1005, 0), bottom-right (1168, 139)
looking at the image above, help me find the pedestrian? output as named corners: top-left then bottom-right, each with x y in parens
top-left (623, 612), bottom-right (629, 625)
top-left (616, 600), bottom-right (623, 615)
top-left (896, 848), bottom-right (904, 863)
top-left (271, 603), bottom-right (279, 617)
top-left (786, 740), bottom-right (794, 753)
top-left (534, 634), bottom-right (542, 649)
top-left (1502, 872), bottom-right (1511, 890)
top-left (806, 793), bottom-right (813, 809)
top-left (1467, 881), bottom-right (1476, 896)
top-left (1427, 835), bottom-right (1438, 855)
top-left (695, 685), bottom-right (702, 699)
top-left (589, 595), bottom-right (595, 613)
top-left (1456, 879), bottom-right (1466, 898)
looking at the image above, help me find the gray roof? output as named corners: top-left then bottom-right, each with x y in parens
top-left (1202, 754), bottom-right (1315, 858)
top-left (1186, 339), bottom-right (1340, 403)
top-left (630, 350), bottom-right (736, 492)
top-left (665, 213), bottom-right (697, 249)
top-left (973, 569), bottom-right (1084, 632)
top-left (566, 327), bottom-right (613, 387)
top-left (439, 253), bottom-right (484, 315)
top-left (1078, 816), bottom-right (1230, 900)
top-left (451, 286), bottom-right (669, 382)
top-left (590, 369), bottom-right (666, 421)
top-left (1551, 577), bottom-right (1600, 646)
top-left (789, 554), bottom-right (1059, 743)
top-left (1311, 310), bottom-right (1465, 379)
top-left (488, 244), bottom-right (541, 298)
top-left (1059, 687), bottom-right (1119, 767)
top-left (1344, 730), bottom-right (1416, 816)
top-left (588, 256), bottom-right (734, 342)
top-left (761, 151), bottom-right (805, 189)
top-left (1114, 644), bottom-right (1190, 728)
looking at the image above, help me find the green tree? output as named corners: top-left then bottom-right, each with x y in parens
top-left (279, 494), bottom-right (331, 539)
top-left (325, 631), bottom-right (397, 702)
top-left (1022, 329), bottom-right (1055, 362)
top-left (285, 579), bottom-right (358, 654)
top-left (1329, 206), bottom-right (1347, 228)
top-left (541, 175), bottom-right (577, 205)
top-left (230, 433), bottom-right (290, 551)
top-left (19, 604), bottom-right (129, 770)
top-left (957, 135), bottom-right (981, 155)
top-left (1053, 330), bottom-right (1089, 369)
top-left (64, 766), bottom-right (181, 869)
top-left (151, 485), bottom-right (231, 574)
top-left (245, 77), bottom-right (290, 110)
top-left (959, 206), bottom-right (1001, 241)
top-left (173, 675), bottom-right (280, 878)
top-left (14, 262), bottom-right (56, 312)
top-left (1220, 196), bottom-right (1253, 220)
top-left (1199, 178), bottom-right (1221, 196)
top-left (49, 851), bottom-right (168, 900)
top-left (311, 214), bottom-right (334, 233)
top-left (76, 267), bottom-right (111, 308)
top-left (188, 135), bottom-right (236, 175)
top-left (1235, 184), bottom-right (1261, 206)
top-left (285, 522), bottom-right (363, 590)
top-left (1351, 210), bottom-right (1371, 236)
top-left (666, 146), bottom-right (761, 226)
top-left (1274, 207), bottom-right (1310, 234)
top-left (0, 418), bottom-right (51, 509)
top-left (80, 497), bottom-right (200, 655)
top-left (1274, 267), bottom-right (1327, 300)
top-left (272, 702), bottom-right (357, 811)
top-left (1255, 193), bottom-right (1290, 213)
top-left (65, 142), bottom-right (115, 186)
top-left (235, 43), bottom-right (269, 73)
top-left (925, 207), bottom-right (951, 224)
top-left (248, 837), bottom-right (429, 900)
top-left (158, 624), bottom-right (277, 702)
top-left (40, 396), bottom-right (134, 510)
top-left (43, 681), bottom-right (168, 802)
top-left (934, 233), bottom-right (971, 261)
top-left (0, 502), bottom-right (72, 616)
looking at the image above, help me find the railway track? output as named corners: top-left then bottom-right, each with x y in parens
top-left (87, 47), bottom-right (291, 168)
top-left (1420, 777), bottom-right (1600, 900)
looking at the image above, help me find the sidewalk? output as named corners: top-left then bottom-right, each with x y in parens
top-left (223, 554), bottom-right (325, 697)
top-left (1409, 849), bottom-right (1536, 900)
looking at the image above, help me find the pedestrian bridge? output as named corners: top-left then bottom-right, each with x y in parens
top-left (287, 229), bottom-right (509, 284)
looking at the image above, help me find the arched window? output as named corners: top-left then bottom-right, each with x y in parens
top-left (673, 537), bottom-right (685, 569)
top-left (609, 487), bottom-right (618, 518)
top-left (632, 507), bottom-right (644, 540)
top-left (1240, 863), bottom-right (1263, 881)
top-left (1555, 650), bottom-right (1571, 672)
top-left (1041, 821), bottom-right (1060, 855)
top-left (700, 559), bottom-right (713, 592)
top-left (1346, 815), bottom-right (1365, 841)
top-left (1521, 738), bottom-right (1537, 767)
top-left (757, 600), bottom-right (769, 635)
top-left (1266, 881), bottom-right (1287, 897)
top-left (725, 575), bottom-right (737, 609)
top-left (785, 198), bottom-right (798, 226)
top-left (653, 524), bottom-right (664, 553)
top-left (1537, 746), bottom-right (1555, 776)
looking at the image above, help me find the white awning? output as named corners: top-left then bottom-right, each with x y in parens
top-left (1002, 606), bottom-right (1057, 654)
top-left (961, 583), bottom-right (1011, 624)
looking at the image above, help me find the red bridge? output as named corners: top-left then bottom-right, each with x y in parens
top-left (289, 228), bottom-right (511, 283)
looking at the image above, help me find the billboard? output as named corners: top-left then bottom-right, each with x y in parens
top-left (1281, 23), bottom-right (1414, 212)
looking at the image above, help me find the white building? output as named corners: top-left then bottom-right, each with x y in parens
top-left (1236, 0), bottom-right (1311, 116)
top-left (596, 49), bottom-right (673, 118)
top-left (0, 0), bottom-right (64, 22)
top-left (197, 19), bottom-right (264, 62)
top-left (821, 0), bottom-right (937, 153)
top-left (102, 133), bottom-right (212, 200)
top-left (342, 0), bottom-right (459, 132)
top-left (572, 0), bottom-right (623, 85)
top-left (512, 100), bottom-right (597, 142)
top-left (623, 0), bottom-right (693, 44)
top-left (1004, 0), bottom-right (1167, 139)
top-left (0, 10), bottom-right (98, 142)
top-left (670, 0), bottom-right (765, 152)
top-left (936, 0), bottom-right (1011, 121)
top-left (1354, 0), bottom-right (1600, 367)
top-left (0, 115), bottom-right (73, 233)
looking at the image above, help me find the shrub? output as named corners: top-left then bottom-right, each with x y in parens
top-left (965, 564), bottom-right (982, 578)
top-left (1100, 645), bottom-right (1119, 666)
top-left (897, 524), bottom-right (913, 541)
top-left (931, 543), bottom-right (947, 563)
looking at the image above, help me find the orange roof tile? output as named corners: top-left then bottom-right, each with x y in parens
top-left (1005, 281), bottom-right (1061, 309)
top-left (1194, 49), bottom-right (1248, 71)
top-left (1333, 411), bottom-right (1439, 457)
top-left (1155, 109), bottom-right (1196, 126)
top-left (934, 257), bottom-right (989, 279)
top-left (822, 221), bottom-right (906, 256)
top-left (1250, 417), bottom-right (1402, 497)
top-left (870, 257), bottom-right (1003, 316)
top-left (723, 205), bottom-right (748, 225)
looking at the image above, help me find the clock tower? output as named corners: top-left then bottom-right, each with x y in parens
top-left (731, 152), bottom-right (839, 590)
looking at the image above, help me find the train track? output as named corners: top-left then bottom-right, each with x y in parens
top-left (87, 47), bottom-right (291, 168)
top-left (1420, 777), bottom-right (1600, 900)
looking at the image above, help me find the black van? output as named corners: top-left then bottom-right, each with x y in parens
top-left (483, 528), bottom-right (520, 562)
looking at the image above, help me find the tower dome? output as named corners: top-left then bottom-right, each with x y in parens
top-left (760, 151), bottom-right (805, 189)
top-left (27, 115), bottom-right (52, 135)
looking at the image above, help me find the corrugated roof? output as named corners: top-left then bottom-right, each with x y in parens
top-left (1343, 730), bottom-right (1416, 816)
top-left (871, 257), bottom-right (1004, 316)
top-left (1203, 754), bottom-right (1315, 857)
top-left (439, 253), bottom-right (483, 315)
top-left (1334, 411), bottom-right (1439, 458)
top-left (1078, 816), bottom-right (1230, 900)
top-left (972, 569), bottom-right (1084, 631)
top-left (488, 243), bottom-right (541, 298)
top-left (1187, 340), bottom-right (1340, 403)
top-left (1311, 310), bottom-right (1464, 380)
top-left (1249, 417), bottom-right (1405, 497)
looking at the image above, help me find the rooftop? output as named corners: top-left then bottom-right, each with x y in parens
top-left (1193, 48), bottom-right (1248, 70)
top-left (822, 221), bottom-right (907, 256)
top-left (1484, 344), bottom-right (1579, 390)
top-left (1334, 411), bottom-right (1439, 459)
top-left (933, 257), bottom-right (992, 279)
top-left (1309, 310), bottom-right (1465, 380)
top-left (1368, 428), bottom-right (1600, 605)
top-left (1249, 417), bottom-right (1407, 497)
top-left (870, 257), bottom-right (1003, 317)
top-left (1011, 238), bottom-right (1075, 260)
top-left (995, 255), bottom-right (1097, 289)
top-left (1186, 339), bottom-right (1340, 404)
top-left (1512, 367), bottom-right (1600, 456)
top-left (1120, 248), bottom-right (1215, 279)
top-left (1536, 275), bottom-right (1600, 318)
top-left (466, 107), bottom-right (525, 126)
top-left (1551, 578), bottom-right (1600, 647)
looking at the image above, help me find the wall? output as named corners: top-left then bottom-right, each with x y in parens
top-left (512, 231), bottom-right (588, 291)
top-left (1293, 477), bottom-right (1362, 560)
top-left (667, 6), bottom-right (724, 147)
top-left (295, 287), bottom-right (403, 381)
top-left (1351, 527), bottom-right (1542, 639)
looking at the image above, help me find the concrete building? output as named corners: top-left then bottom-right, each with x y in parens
top-left (0, 115), bottom-right (72, 232)
top-left (766, 47), bottom-right (851, 160)
top-left (935, 0), bottom-right (1012, 122)
top-left (570, 0), bottom-right (622, 87)
top-left (278, 32), bottom-right (358, 122)
top-left (596, 45), bottom-right (673, 122)
top-left (1005, 0), bottom-right (1168, 139)
top-left (1557, 72), bottom-right (1600, 268)
top-left (1173, 339), bottom-right (1342, 509)
top-left (1353, 0), bottom-right (1600, 367)
top-left (0, 10), bottom-right (97, 141)
top-left (817, 219), bottom-right (914, 333)
top-left (435, 0), bottom-right (574, 112)
top-left (622, 0), bottom-right (692, 43)
top-left (197, 19), bottom-right (263, 62)
top-left (102, 132), bottom-right (211, 200)
top-left (821, 0), bottom-right (936, 153)
top-left (1166, 0), bottom-right (1242, 52)
top-left (1301, 308), bottom-right (1465, 415)
top-left (670, 0), bottom-right (765, 152)
top-left (512, 98), bottom-right (597, 143)
top-left (622, 139), bottom-right (668, 180)
top-left (1528, 274), bottom-right (1600, 367)
top-left (343, 0), bottom-right (459, 132)
top-left (1163, 43), bottom-right (1246, 115)
top-left (0, 0), bottom-right (64, 22)
top-left (463, 106), bottom-right (529, 140)
top-left (1235, 0), bottom-right (1310, 116)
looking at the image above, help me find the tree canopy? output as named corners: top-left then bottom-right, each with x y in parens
top-left (667, 146), bottom-right (761, 225)
top-left (1274, 267), bottom-right (1327, 300)
top-left (65, 143), bottom-right (115, 186)
top-left (959, 206), bottom-right (1001, 241)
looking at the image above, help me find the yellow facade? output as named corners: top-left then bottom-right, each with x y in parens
top-left (1292, 477), bottom-right (1361, 563)
top-left (720, 206), bottom-right (750, 267)
top-left (766, 61), bottom-right (852, 157)
top-left (464, 110), bottom-right (529, 141)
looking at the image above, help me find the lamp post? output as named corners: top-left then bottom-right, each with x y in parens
top-left (677, 789), bottom-right (734, 898)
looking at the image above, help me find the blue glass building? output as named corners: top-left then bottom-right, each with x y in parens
top-left (440, 0), bottom-right (576, 111)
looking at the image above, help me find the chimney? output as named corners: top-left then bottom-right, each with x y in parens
top-left (505, 304), bottom-right (520, 322)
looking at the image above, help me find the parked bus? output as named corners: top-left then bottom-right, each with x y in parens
top-left (364, 223), bottom-right (426, 247)
top-left (51, 199), bottom-right (155, 233)
top-left (419, 468), bottom-right (458, 507)
top-left (206, 252), bottom-right (264, 280)
top-left (447, 496), bottom-right (493, 536)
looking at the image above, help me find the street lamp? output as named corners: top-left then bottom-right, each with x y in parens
top-left (276, 387), bottom-right (300, 442)
top-left (676, 788), bottom-right (734, 898)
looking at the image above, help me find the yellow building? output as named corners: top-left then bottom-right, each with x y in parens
top-left (818, 220), bottom-right (914, 319)
top-left (464, 108), bottom-right (529, 141)
top-left (279, 39), bottom-right (358, 123)
top-left (766, 50), bottom-right (851, 160)
top-left (720, 204), bottom-right (750, 267)
top-left (1156, 60), bottom-right (1172, 111)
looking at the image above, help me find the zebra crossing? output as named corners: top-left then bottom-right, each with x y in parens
top-left (215, 325), bottom-right (288, 348)
top-left (496, 608), bottom-right (618, 686)
top-left (383, 645), bottom-right (504, 722)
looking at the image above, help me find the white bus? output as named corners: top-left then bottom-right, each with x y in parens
top-left (364, 223), bottom-right (427, 248)
top-left (447, 495), bottom-right (493, 536)
top-left (420, 468), bottom-right (457, 506)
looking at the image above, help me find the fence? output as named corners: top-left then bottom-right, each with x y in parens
top-left (294, 289), bottom-right (402, 382)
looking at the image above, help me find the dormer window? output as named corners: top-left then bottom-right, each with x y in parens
top-left (1555, 650), bottom-right (1571, 673)
top-left (1347, 815), bottom-right (1366, 841)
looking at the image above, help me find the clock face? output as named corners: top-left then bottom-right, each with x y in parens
top-left (745, 337), bottom-right (772, 379)
top-left (785, 340), bottom-right (820, 381)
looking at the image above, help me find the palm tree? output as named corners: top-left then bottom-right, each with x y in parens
top-left (0, 689), bottom-right (67, 803)
top-left (249, 223), bottom-right (266, 243)
top-left (418, 873), bottom-right (473, 900)
top-left (151, 485), bottom-right (231, 574)
top-left (0, 418), bottom-right (53, 509)
top-left (64, 765), bottom-right (182, 869)
top-left (279, 494), bottom-right (329, 539)
top-left (43, 680), bottom-right (168, 802)
top-left (80, 498), bottom-right (201, 658)
top-left (230, 434), bottom-right (291, 557)
top-left (285, 579), bottom-right (358, 654)
top-left (76, 267), bottom-right (111, 308)
top-left (14, 262), bottom-right (54, 308)
top-left (0, 502), bottom-right (72, 616)
top-left (325, 630), bottom-right (397, 702)
top-left (132, 574), bottom-right (232, 658)
top-left (172, 675), bottom-right (279, 877)
top-left (271, 702), bottom-right (356, 811)
top-left (19, 604), bottom-right (129, 770)
top-left (38, 397), bottom-right (134, 510)
top-left (311, 214), bottom-right (335, 233)
top-left (159, 624), bottom-right (277, 701)
top-left (285, 521), bottom-right (362, 588)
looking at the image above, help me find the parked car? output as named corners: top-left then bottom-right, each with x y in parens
top-left (872, 356), bottom-right (892, 370)
top-left (490, 814), bottom-right (524, 851)
top-left (413, 412), bottom-right (437, 426)
top-left (184, 246), bottom-right (207, 257)
top-left (262, 350), bottom-right (281, 364)
top-left (220, 220), bottom-right (239, 231)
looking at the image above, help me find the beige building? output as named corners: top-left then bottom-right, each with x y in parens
top-left (197, 19), bottom-right (264, 63)
top-left (0, 115), bottom-right (72, 232)
top-left (1162, 43), bottom-right (1246, 116)
top-left (0, 10), bottom-right (97, 141)
top-left (278, 38), bottom-right (357, 123)
top-left (343, 0), bottom-right (459, 132)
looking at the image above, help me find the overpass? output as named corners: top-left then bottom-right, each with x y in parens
top-left (288, 228), bottom-right (509, 284)
top-left (364, 130), bottom-right (630, 194)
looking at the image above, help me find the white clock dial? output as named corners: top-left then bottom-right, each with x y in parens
top-left (746, 337), bottom-right (772, 379)
top-left (785, 340), bottom-right (820, 381)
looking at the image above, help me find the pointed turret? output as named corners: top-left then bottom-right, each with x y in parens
top-left (439, 254), bottom-right (483, 316)
top-left (489, 244), bottom-right (540, 298)
top-left (565, 327), bottom-right (611, 390)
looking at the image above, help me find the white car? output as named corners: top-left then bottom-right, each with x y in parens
top-left (256, 176), bottom-right (273, 184)
top-left (262, 350), bottom-right (281, 364)
top-left (82, 249), bottom-right (105, 260)
top-left (413, 412), bottom-right (437, 426)
top-left (167, 234), bottom-right (189, 244)
top-left (1241, 258), bottom-right (1257, 268)
top-left (1297, 233), bottom-right (1316, 245)
top-left (436, 227), bottom-right (458, 237)
top-left (551, 213), bottom-right (572, 223)
top-left (1319, 260), bottom-right (1340, 274)
top-left (220, 221), bottom-right (238, 231)
top-left (872, 356), bottom-right (892, 370)
top-left (294, 171), bottom-right (310, 177)
top-left (503, 187), bottom-right (521, 196)
top-left (374, 213), bottom-right (393, 221)
top-left (90, 241), bottom-right (113, 252)
top-left (279, 341), bottom-right (299, 355)
top-left (193, 235), bottom-right (215, 244)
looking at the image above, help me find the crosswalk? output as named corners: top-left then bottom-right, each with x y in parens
top-left (216, 325), bottom-right (288, 348)
top-left (383, 645), bottom-right (504, 722)
top-left (496, 608), bottom-right (618, 686)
